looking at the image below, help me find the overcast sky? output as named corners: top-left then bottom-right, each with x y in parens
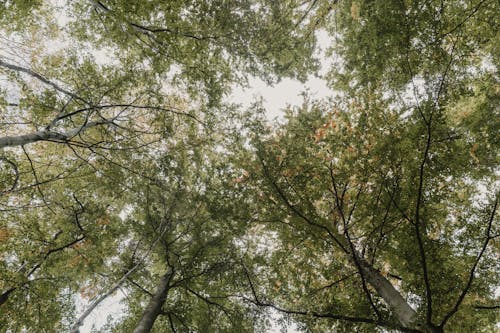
top-left (229, 31), bottom-right (334, 120)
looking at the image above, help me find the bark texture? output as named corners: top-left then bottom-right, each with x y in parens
top-left (0, 120), bottom-right (112, 149)
top-left (0, 131), bottom-right (67, 149)
top-left (132, 270), bottom-right (173, 333)
top-left (358, 258), bottom-right (418, 327)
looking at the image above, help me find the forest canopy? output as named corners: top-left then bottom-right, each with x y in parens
top-left (0, 1), bottom-right (498, 333)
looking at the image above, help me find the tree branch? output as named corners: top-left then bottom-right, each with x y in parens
top-left (414, 108), bottom-right (434, 325)
top-left (439, 195), bottom-right (498, 328)
top-left (258, 152), bottom-right (347, 253)
top-left (0, 59), bottom-right (87, 104)
top-left (70, 216), bottom-right (171, 332)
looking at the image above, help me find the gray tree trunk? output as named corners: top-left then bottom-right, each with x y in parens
top-left (357, 257), bottom-right (418, 328)
top-left (0, 131), bottom-right (67, 149)
top-left (132, 270), bottom-right (173, 333)
top-left (0, 120), bottom-right (112, 149)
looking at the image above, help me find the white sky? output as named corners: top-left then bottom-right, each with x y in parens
top-left (78, 291), bottom-right (127, 332)
top-left (229, 31), bottom-right (334, 120)
top-left (230, 75), bottom-right (333, 120)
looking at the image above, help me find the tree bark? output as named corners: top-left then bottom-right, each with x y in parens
top-left (70, 263), bottom-right (143, 333)
top-left (357, 257), bottom-right (418, 328)
top-left (0, 131), bottom-right (68, 149)
top-left (352, 254), bottom-right (442, 333)
top-left (0, 288), bottom-right (16, 307)
top-left (0, 59), bottom-right (85, 102)
top-left (0, 120), bottom-right (113, 149)
top-left (132, 269), bottom-right (173, 333)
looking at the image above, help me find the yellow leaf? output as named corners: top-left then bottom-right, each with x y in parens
top-left (351, 2), bottom-right (360, 20)
top-left (470, 143), bottom-right (480, 164)
top-left (0, 228), bottom-right (11, 241)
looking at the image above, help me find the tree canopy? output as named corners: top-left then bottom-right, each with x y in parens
top-left (0, 1), bottom-right (498, 333)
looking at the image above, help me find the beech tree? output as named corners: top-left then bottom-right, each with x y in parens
top-left (236, 1), bottom-right (499, 332)
top-left (70, 116), bottom-right (261, 333)
top-left (0, 0), bottom-right (498, 332)
top-left (240, 97), bottom-right (497, 333)
top-left (0, 0), bottom-right (323, 331)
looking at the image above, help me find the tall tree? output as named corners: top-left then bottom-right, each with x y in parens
top-left (69, 112), bottom-right (261, 333)
top-left (1, 0), bottom-right (498, 332)
top-left (237, 0), bottom-right (499, 332)
top-left (240, 98), bottom-right (497, 332)
top-left (0, 0), bottom-right (324, 331)
top-left (70, 0), bottom-right (328, 105)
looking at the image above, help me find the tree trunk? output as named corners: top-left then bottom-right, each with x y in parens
top-left (0, 288), bottom-right (15, 306)
top-left (132, 269), bottom-right (173, 333)
top-left (0, 131), bottom-right (67, 149)
top-left (355, 256), bottom-right (444, 333)
top-left (357, 257), bottom-right (418, 328)
top-left (0, 120), bottom-right (112, 149)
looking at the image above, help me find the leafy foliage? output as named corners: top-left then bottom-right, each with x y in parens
top-left (0, 1), bottom-right (498, 333)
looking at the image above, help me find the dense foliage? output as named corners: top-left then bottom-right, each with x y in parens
top-left (0, 1), bottom-right (498, 332)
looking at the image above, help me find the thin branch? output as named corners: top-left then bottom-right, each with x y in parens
top-left (21, 146), bottom-right (54, 214)
top-left (54, 103), bottom-right (203, 125)
top-left (398, 0), bottom-right (428, 125)
top-left (70, 216), bottom-right (171, 332)
top-left (440, 195), bottom-right (498, 328)
top-left (329, 168), bottom-right (381, 320)
top-left (0, 59), bottom-right (87, 104)
top-left (433, 34), bottom-right (458, 107)
top-left (88, 0), bottom-right (219, 42)
top-left (167, 312), bottom-right (177, 333)
top-left (0, 235), bottom-right (85, 306)
top-left (185, 287), bottom-right (232, 319)
top-left (258, 153), bottom-right (347, 253)
top-left (46, 97), bottom-right (74, 130)
top-left (127, 278), bottom-right (153, 297)
top-left (312, 272), bottom-right (356, 293)
top-left (473, 305), bottom-right (500, 310)
top-left (26, 235), bottom-right (85, 278)
top-left (439, 0), bottom-right (489, 39)
top-left (414, 108), bottom-right (433, 325)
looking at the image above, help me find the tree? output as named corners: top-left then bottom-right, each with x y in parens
top-left (0, 0), bottom-right (324, 331)
top-left (236, 0), bottom-right (499, 332)
top-left (69, 0), bottom-right (329, 105)
top-left (241, 98), bottom-right (497, 332)
top-left (1, 0), bottom-right (498, 332)
top-left (71, 116), bottom-right (262, 333)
